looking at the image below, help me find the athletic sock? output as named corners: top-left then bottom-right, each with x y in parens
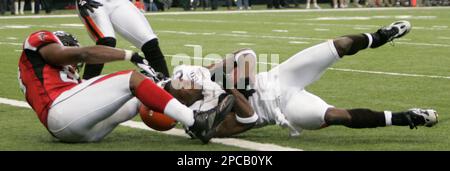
top-left (14, 2), bottom-right (18, 14)
top-left (344, 34), bottom-right (371, 55)
top-left (19, 1), bottom-right (24, 14)
top-left (346, 108), bottom-right (386, 128)
top-left (390, 111), bottom-right (411, 126)
top-left (135, 79), bottom-right (194, 127)
top-left (141, 39), bottom-right (170, 77)
top-left (31, 2), bottom-right (35, 14)
top-left (368, 31), bottom-right (388, 48)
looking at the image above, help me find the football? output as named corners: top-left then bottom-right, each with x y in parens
top-left (139, 104), bottom-right (177, 131)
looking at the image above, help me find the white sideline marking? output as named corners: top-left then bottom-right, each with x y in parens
top-left (272, 29), bottom-right (289, 33)
top-left (159, 30), bottom-right (450, 48)
top-left (314, 28), bottom-right (330, 31)
top-left (288, 41), bottom-right (310, 44)
top-left (0, 42), bottom-right (22, 46)
top-left (309, 15), bottom-right (437, 21)
top-left (395, 42), bottom-right (450, 47)
top-left (121, 121), bottom-right (301, 151)
top-left (438, 36), bottom-right (450, 40)
top-left (1, 7), bottom-right (450, 19)
top-left (238, 42), bottom-right (255, 46)
top-left (0, 97), bottom-right (31, 108)
top-left (231, 31), bottom-right (248, 34)
top-left (328, 68), bottom-right (450, 80)
top-left (0, 97), bottom-right (301, 151)
top-left (60, 24), bottom-right (84, 27)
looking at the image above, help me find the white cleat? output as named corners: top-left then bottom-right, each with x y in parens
top-left (406, 108), bottom-right (438, 129)
top-left (382, 20), bottom-right (412, 41)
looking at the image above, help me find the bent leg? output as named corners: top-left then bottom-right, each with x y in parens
top-left (283, 90), bottom-right (333, 130)
top-left (273, 40), bottom-right (340, 91)
top-left (82, 98), bottom-right (140, 142)
top-left (48, 71), bottom-right (135, 142)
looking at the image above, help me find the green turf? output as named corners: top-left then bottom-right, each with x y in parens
top-left (0, 104), bottom-right (245, 150)
top-left (0, 7), bottom-right (449, 150)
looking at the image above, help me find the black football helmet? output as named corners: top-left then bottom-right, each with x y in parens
top-left (53, 31), bottom-right (83, 71)
top-left (53, 31), bottom-right (80, 47)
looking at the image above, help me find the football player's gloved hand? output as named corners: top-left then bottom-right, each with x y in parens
top-left (130, 52), bottom-right (147, 66)
top-left (129, 53), bottom-right (162, 81)
top-left (77, 0), bottom-right (102, 17)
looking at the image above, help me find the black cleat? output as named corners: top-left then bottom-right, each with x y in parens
top-left (371, 20), bottom-right (412, 48)
top-left (377, 20), bottom-right (412, 42)
top-left (404, 108), bottom-right (438, 129)
top-left (187, 94), bottom-right (235, 144)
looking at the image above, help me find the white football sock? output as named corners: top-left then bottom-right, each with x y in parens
top-left (384, 111), bottom-right (392, 126)
top-left (14, 2), bottom-right (18, 15)
top-left (31, 2), bottom-right (35, 14)
top-left (20, 2), bottom-right (24, 14)
top-left (163, 99), bottom-right (195, 127)
top-left (364, 33), bottom-right (373, 49)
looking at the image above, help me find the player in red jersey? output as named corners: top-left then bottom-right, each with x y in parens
top-left (17, 30), bottom-right (234, 143)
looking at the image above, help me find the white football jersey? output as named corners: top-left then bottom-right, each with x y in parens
top-left (248, 71), bottom-right (289, 128)
top-left (172, 65), bottom-right (225, 111)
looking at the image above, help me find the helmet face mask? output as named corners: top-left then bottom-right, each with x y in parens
top-left (53, 31), bottom-right (80, 47)
top-left (53, 31), bottom-right (83, 71)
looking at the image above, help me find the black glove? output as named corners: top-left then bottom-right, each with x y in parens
top-left (77, 0), bottom-right (102, 17)
top-left (130, 52), bottom-right (147, 65)
top-left (130, 53), bottom-right (163, 81)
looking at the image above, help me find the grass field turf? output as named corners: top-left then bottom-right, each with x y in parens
top-left (0, 7), bottom-right (449, 150)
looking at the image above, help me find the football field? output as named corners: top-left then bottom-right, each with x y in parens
top-left (0, 7), bottom-right (449, 151)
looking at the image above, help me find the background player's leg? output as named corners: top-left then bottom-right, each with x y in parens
top-left (110, 0), bottom-right (170, 76)
top-left (77, 2), bottom-right (116, 79)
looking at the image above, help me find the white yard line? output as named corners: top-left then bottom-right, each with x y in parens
top-left (166, 55), bottom-right (450, 80)
top-left (1, 7), bottom-right (450, 19)
top-left (0, 42), bottom-right (22, 46)
top-left (121, 121), bottom-right (301, 151)
top-left (328, 68), bottom-right (450, 79)
top-left (0, 97), bottom-right (301, 151)
top-left (158, 30), bottom-right (450, 48)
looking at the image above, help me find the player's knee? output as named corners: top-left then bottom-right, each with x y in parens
top-left (129, 70), bottom-right (146, 91)
top-left (333, 37), bottom-right (352, 57)
top-left (285, 105), bottom-right (324, 130)
top-left (97, 37), bottom-right (117, 47)
top-left (324, 108), bottom-right (351, 125)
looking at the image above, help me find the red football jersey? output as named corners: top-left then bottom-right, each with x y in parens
top-left (18, 30), bottom-right (81, 127)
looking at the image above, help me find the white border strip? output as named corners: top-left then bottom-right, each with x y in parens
top-left (1, 7), bottom-right (450, 19)
top-left (0, 97), bottom-right (301, 151)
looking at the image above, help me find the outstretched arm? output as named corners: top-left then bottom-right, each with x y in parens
top-left (39, 43), bottom-right (136, 66)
